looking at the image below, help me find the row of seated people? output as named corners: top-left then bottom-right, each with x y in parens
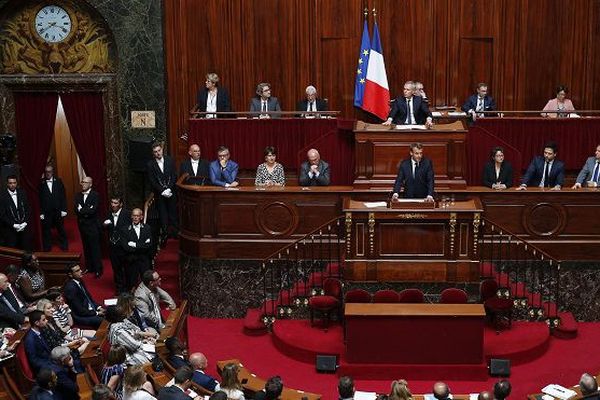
top-left (193, 74), bottom-right (578, 122)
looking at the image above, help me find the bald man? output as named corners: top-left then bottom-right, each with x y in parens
top-left (180, 144), bottom-right (210, 185)
top-left (189, 352), bottom-right (220, 392)
top-left (433, 382), bottom-right (451, 400)
top-left (298, 149), bottom-right (330, 186)
top-left (121, 208), bottom-right (153, 291)
top-left (75, 176), bottom-right (103, 277)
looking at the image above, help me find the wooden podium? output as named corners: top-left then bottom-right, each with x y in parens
top-left (353, 120), bottom-right (467, 190)
top-left (343, 197), bottom-right (483, 282)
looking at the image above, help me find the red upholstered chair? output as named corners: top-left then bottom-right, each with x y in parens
top-left (373, 289), bottom-right (401, 303)
top-left (308, 278), bottom-right (343, 328)
top-left (480, 279), bottom-right (513, 330)
top-left (440, 288), bottom-right (468, 304)
top-left (344, 289), bottom-right (372, 303)
top-left (398, 288), bottom-right (424, 303)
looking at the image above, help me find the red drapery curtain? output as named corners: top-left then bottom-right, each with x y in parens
top-left (60, 92), bottom-right (108, 213)
top-left (13, 92), bottom-right (60, 249)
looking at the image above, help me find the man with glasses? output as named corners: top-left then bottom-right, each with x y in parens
top-left (209, 146), bottom-right (239, 187)
top-left (74, 176), bottom-right (103, 277)
top-left (249, 82), bottom-right (282, 119)
top-left (572, 144), bottom-right (600, 189)
top-left (134, 270), bottom-right (176, 330)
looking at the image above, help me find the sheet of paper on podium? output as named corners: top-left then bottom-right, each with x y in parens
top-left (396, 124), bottom-right (427, 130)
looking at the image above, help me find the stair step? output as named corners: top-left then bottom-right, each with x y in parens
top-left (552, 311), bottom-right (578, 339)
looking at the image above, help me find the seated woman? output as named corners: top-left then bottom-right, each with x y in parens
top-left (195, 72), bottom-right (231, 118)
top-left (16, 253), bottom-right (57, 301)
top-left (255, 146), bottom-right (285, 187)
top-left (37, 298), bottom-right (89, 354)
top-left (389, 379), bottom-right (413, 400)
top-left (122, 364), bottom-right (157, 400)
top-left (220, 363), bottom-right (245, 400)
top-left (101, 344), bottom-right (127, 399)
top-left (482, 146), bottom-right (513, 190)
top-left (117, 292), bottom-right (158, 337)
top-left (542, 85), bottom-right (575, 118)
top-left (47, 292), bottom-right (95, 339)
top-left (105, 306), bottom-right (155, 366)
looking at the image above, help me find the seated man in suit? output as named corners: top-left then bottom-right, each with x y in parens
top-left (121, 208), bottom-right (154, 291)
top-left (461, 82), bottom-right (497, 119)
top-left (64, 263), bottom-right (105, 329)
top-left (249, 82), bottom-right (281, 119)
top-left (383, 81), bottom-right (433, 128)
top-left (209, 146), bottom-right (239, 187)
top-left (24, 310), bottom-right (52, 373)
top-left (0, 272), bottom-right (29, 329)
top-left (298, 148), bottom-right (330, 186)
top-left (158, 366), bottom-right (196, 400)
top-left (0, 175), bottom-right (31, 250)
top-left (134, 270), bottom-right (176, 330)
top-left (296, 85), bottom-right (327, 117)
top-left (166, 336), bottom-right (191, 369)
top-left (392, 143), bottom-right (435, 202)
top-left (414, 81), bottom-right (429, 103)
top-left (48, 346), bottom-right (80, 400)
top-left (572, 144), bottom-right (600, 189)
top-left (253, 376), bottom-right (282, 400)
top-left (517, 142), bottom-right (564, 190)
top-left (580, 373), bottom-right (599, 399)
top-left (180, 144), bottom-right (210, 185)
top-left (189, 352), bottom-right (220, 392)
top-left (28, 368), bottom-right (59, 400)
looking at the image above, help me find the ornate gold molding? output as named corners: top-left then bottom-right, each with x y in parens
top-left (0, 1), bottom-right (114, 74)
top-left (345, 212), bottom-right (352, 256)
top-left (472, 212), bottom-right (481, 256)
top-left (449, 212), bottom-right (457, 254)
top-left (368, 212), bottom-right (375, 255)
top-left (396, 213), bottom-right (428, 219)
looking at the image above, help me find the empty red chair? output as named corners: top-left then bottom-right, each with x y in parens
top-left (480, 279), bottom-right (513, 330)
top-left (373, 289), bottom-right (400, 303)
top-left (440, 288), bottom-right (468, 304)
top-left (344, 289), bottom-right (371, 303)
top-left (308, 278), bottom-right (343, 328)
top-left (398, 288), bottom-right (424, 303)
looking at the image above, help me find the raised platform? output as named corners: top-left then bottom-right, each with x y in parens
top-left (271, 319), bottom-right (550, 380)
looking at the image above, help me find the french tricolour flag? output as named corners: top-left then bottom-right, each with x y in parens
top-left (361, 22), bottom-right (390, 121)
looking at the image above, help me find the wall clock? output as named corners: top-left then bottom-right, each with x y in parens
top-left (34, 5), bottom-right (72, 43)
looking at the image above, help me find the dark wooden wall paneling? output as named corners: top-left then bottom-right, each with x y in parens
top-left (164, 0), bottom-right (600, 156)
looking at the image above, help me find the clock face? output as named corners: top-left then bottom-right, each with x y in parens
top-left (34, 5), bottom-right (72, 43)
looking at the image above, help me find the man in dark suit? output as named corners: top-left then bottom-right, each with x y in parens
top-left (49, 346), bottom-right (80, 400)
top-left (573, 144), bottom-right (600, 189)
top-left (249, 82), bottom-right (282, 118)
top-left (121, 208), bottom-right (154, 291)
top-left (433, 382), bottom-right (452, 400)
top-left (24, 310), bottom-right (53, 373)
top-left (103, 196), bottom-right (131, 294)
top-left (0, 175), bottom-right (31, 250)
top-left (64, 263), bottom-right (104, 329)
top-left (189, 352), bottom-right (220, 392)
top-left (39, 165), bottom-right (68, 251)
top-left (296, 85), bottom-right (328, 117)
top-left (392, 143), bottom-right (435, 201)
top-left (298, 149), bottom-right (330, 186)
top-left (461, 82), bottom-right (497, 119)
top-left (180, 144), bottom-right (210, 186)
top-left (338, 376), bottom-right (355, 400)
top-left (147, 142), bottom-right (178, 238)
top-left (492, 380), bottom-right (511, 400)
top-left (517, 142), bottom-right (565, 190)
top-left (165, 337), bottom-right (191, 369)
top-left (74, 176), bottom-right (103, 277)
top-left (0, 273), bottom-right (28, 329)
top-left (28, 368), bottom-right (59, 400)
top-left (383, 81), bottom-right (433, 127)
top-left (158, 366), bottom-right (195, 400)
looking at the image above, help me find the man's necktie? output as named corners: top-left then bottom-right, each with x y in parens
top-left (593, 162), bottom-right (600, 183)
top-left (79, 283), bottom-right (95, 310)
top-left (309, 102), bottom-right (314, 112)
top-left (543, 162), bottom-right (550, 187)
top-left (262, 101), bottom-right (267, 112)
top-left (407, 99), bottom-right (412, 125)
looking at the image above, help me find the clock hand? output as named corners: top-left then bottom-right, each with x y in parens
top-left (39, 21), bottom-right (57, 35)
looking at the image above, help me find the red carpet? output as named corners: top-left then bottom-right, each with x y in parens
top-left (188, 317), bottom-right (600, 400)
